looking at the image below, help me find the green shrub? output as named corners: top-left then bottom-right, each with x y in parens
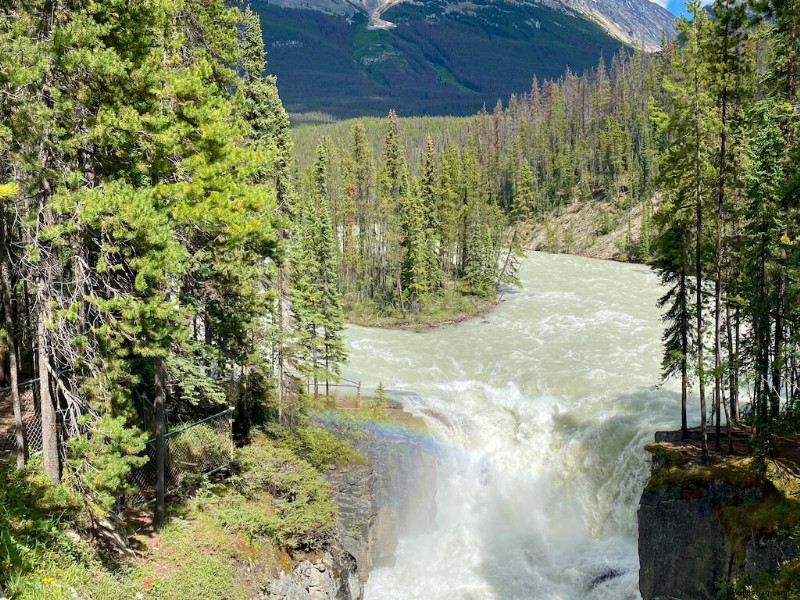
top-left (268, 423), bottom-right (365, 469)
top-left (719, 556), bottom-right (800, 599)
top-left (169, 422), bottom-right (232, 471)
top-left (212, 439), bottom-right (337, 550)
top-left (0, 460), bottom-right (140, 599)
top-left (64, 414), bottom-right (148, 510)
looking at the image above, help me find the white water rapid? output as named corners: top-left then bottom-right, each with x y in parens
top-left (340, 252), bottom-right (690, 600)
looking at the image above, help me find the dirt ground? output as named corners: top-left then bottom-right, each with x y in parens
top-left (525, 194), bottom-right (657, 261)
top-left (0, 387), bottom-right (35, 453)
top-left (654, 424), bottom-right (800, 482)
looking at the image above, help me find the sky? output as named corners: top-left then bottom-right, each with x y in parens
top-left (652, 0), bottom-right (712, 19)
top-left (665, 0), bottom-right (688, 15)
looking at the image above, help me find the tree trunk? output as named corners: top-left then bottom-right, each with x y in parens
top-left (325, 354), bottom-right (330, 397)
top-left (37, 295), bottom-right (59, 483)
top-left (276, 265), bottom-right (287, 424)
top-left (715, 282), bottom-right (722, 449)
top-left (726, 303), bottom-right (738, 424)
top-left (771, 279), bottom-right (784, 417)
top-left (681, 270), bottom-right (689, 440)
top-left (154, 355), bottom-right (167, 525)
top-left (714, 97), bottom-right (727, 449)
top-left (313, 346), bottom-right (319, 399)
top-left (2, 261), bottom-right (25, 468)
top-left (694, 53), bottom-right (709, 464)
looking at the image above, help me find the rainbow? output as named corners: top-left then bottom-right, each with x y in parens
top-left (309, 407), bottom-right (450, 454)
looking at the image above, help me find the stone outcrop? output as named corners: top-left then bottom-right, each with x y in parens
top-left (325, 461), bottom-right (381, 583)
top-left (260, 546), bottom-right (362, 600)
top-left (325, 400), bottom-right (437, 574)
top-left (262, 400), bottom-right (437, 599)
top-left (638, 434), bottom-right (800, 600)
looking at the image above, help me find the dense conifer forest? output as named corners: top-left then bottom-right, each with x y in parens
top-left (295, 0), bottom-right (800, 461)
top-left (1, 0), bottom-right (800, 596)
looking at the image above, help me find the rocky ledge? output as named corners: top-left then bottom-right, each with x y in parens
top-left (260, 546), bottom-right (361, 600)
top-left (638, 430), bottom-right (800, 600)
top-left (262, 400), bottom-right (436, 600)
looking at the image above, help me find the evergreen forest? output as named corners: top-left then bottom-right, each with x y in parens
top-left (1, 0), bottom-right (800, 597)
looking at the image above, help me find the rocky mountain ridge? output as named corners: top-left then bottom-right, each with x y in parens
top-left (252, 0), bottom-right (646, 117)
top-left (261, 0), bottom-right (675, 51)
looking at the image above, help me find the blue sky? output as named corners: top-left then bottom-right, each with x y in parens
top-left (658, 0), bottom-right (713, 18)
top-left (665, 0), bottom-right (688, 16)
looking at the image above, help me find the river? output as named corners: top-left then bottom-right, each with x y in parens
top-left (340, 252), bottom-right (690, 600)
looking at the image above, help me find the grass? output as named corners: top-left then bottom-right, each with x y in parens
top-left (137, 516), bottom-right (246, 600)
top-left (644, 444), bottom-right (766, 496)
top-left (0, 425), bottom-right (362, 599)
top-left (0, 456), bottom-right (142, 599)
top-left (344, 285), bottom-right (496, 330)
top-left (0, 459), bottom-right (261, 599)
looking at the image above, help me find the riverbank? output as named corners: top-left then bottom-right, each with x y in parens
top-left (345, 290), bottom-right (498, 331)
top-left (0, 398), bottom-right (432, 600)
top-left (0, 426), bottom-right (364, 599)
top-left (525, 195), bottom-right (655, 263)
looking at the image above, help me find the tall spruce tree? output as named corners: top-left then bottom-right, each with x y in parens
top-left (660, 1), bottom-right (717, 462)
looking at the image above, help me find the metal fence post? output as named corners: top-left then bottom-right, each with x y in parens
top-left (124, 406), bottom-right (234, 509)
top-left (228, 406), bottom-right (234, 461)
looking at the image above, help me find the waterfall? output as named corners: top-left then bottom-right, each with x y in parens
top-left (342, 252), bottom-right (691, 600)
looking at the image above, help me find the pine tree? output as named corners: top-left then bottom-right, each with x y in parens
top-left (420, 136), bottom-right (444, 292)
top-left (239, 6), bottom-right (293, 421)
top-left (742, 101), bottom-right (787, 430)
top-left (640, 197), bottom-right (652, 262)
top-left (462, 145), bottom-right (495, 299)
top-left (437, 143), bottom-right (461, 280)
top-left (380, 110), bottom-right (408, 309)
top-left (660, 1), bottom-right (717, 461)
top-left (0, 0), bottom-right (286, 497)
top-left (706, 0), bottom-right (751, 445)
top-left (654, 196), bottom-right (696, 439)
top-left (516, 159), bottom-right (536, 220)
top-left (342, 121), bottom-right (373, 298)
top-left (292, 144), bottom-right (348, 396)
top-left (400, 180), bottom-right (430, 312)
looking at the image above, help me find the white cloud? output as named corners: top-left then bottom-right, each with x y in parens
top-left (647, 0), bottom-right (669, 8)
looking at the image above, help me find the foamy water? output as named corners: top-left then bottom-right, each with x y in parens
top-left (341, 252), bottom-right (694, 600)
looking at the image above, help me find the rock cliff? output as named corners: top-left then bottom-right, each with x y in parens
top-left (261, 546), bottom-right (362, 600)
top-left (638, 432), bottom-right (800, 600)
top-left (261, 401), bottom-right (437, 599)
top-left (326, 401), bottom-right (437, 574)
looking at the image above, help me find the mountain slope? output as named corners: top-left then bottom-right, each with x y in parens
top-left (254, 0), bottom-right (657, 117)
top-left (563, 0), bottom-right (675, 50)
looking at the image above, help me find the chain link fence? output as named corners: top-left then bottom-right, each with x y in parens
top-left (1, 380), bottom-right (85, 456)
top-left (0, 410), bottom-right (42, 454)
top-left (1, 393), bottom-right (234, 510)
top-left (125, 407), bottom-right (234, 507)
top-left (1, 381), bottom-right (44, 454)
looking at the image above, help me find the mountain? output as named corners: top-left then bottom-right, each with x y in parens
top-left (252, 0), bottom-right (675, 118)
top-left (559, 0), bottom-right (675, 49)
